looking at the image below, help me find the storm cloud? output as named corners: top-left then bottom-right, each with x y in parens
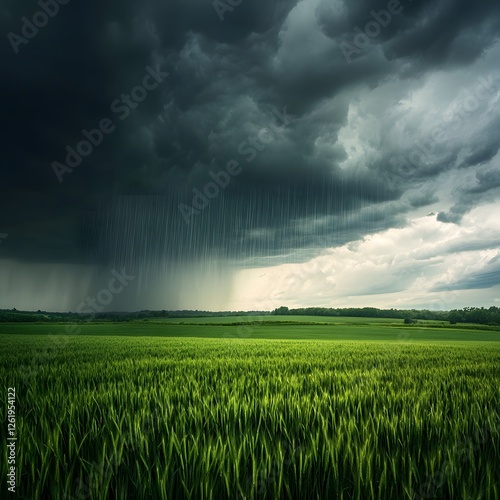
top-left (1, 0), bottom-right (499, 310)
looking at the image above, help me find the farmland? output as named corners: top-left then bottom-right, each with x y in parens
top-left (2, 319), bottom-right (500, 499)
top-left (2, 318), bottom-right (500, 341)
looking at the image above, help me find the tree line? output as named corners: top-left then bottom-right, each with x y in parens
top-left (271, 306), bottom-right (500, 325)
top-left (1, 306), bottom-right (499, 325)
top-left (0, 309), bottom-right (270, 323)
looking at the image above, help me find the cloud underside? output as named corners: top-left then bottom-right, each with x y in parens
top-left (1, 0), bottom-right (500, 309)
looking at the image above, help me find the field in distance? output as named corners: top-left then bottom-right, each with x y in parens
top-left (1, 315), bottom-right (500, 341)
top-left (150, 315), bottom-right (405, 324)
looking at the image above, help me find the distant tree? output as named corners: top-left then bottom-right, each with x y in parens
top-left (404, 318), bottom-right (418, 325)
top-left (448, 310), bottom-right (463, 325)
top-left (272, 306), bottom-right (289, 315)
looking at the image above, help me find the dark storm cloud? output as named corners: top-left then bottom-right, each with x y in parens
top-left (438, 165), bottom-right (500, 224)
top-left (467, 168), bottom-right (500, 194)
top-left (319, 0), bottom-right (500, 69)
top-left (382, 0), bottom-right (500, 66)
top-left (1, 0), bottom-right (499, 266)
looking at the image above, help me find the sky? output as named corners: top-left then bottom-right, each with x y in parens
top-left (1, 0), bottom-right (500, 312)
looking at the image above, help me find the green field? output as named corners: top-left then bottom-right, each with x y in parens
top-left (148, 315), bottom-right (405, 324)
top-left (2, 322), bottom-right (500, 343)
top-left (2, 319), bottom-right (500, 499)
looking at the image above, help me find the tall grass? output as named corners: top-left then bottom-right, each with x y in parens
top-left (1, 335), bottom-right (499, 499)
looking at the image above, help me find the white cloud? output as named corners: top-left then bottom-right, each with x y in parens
top-left (227, 202), bottom-right (500, 311)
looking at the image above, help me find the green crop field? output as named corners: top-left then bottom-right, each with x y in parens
top-left (2, 321), bottom-right (500, 341)
top-left (148, 315), bottom-right (405, 324)
top-left (2, 320), bottom-right (500, 499)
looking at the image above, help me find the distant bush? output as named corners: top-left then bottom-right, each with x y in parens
top-left (404, 318), bottom-right (418, 324)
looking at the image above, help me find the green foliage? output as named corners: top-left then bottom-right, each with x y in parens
top-left (448, 307), bottom-right (500, 326)
top-left (2, 335), bottom-right (500, 499)
top-left (0, 309), bottom-right (271, 323)
top-left (1, 305), bottom-right (500, 325)
top-left (271, 306), bottom-right (500, 326)
top-left (272, 306), bottom-right (290, 315)
top-left (2, 321), bottom-right (500, 341)
top-left (404, 318), bottom-right (418, 324)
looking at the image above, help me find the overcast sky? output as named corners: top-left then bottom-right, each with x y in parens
top-left (1, 0), bottom-right (500, 311)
